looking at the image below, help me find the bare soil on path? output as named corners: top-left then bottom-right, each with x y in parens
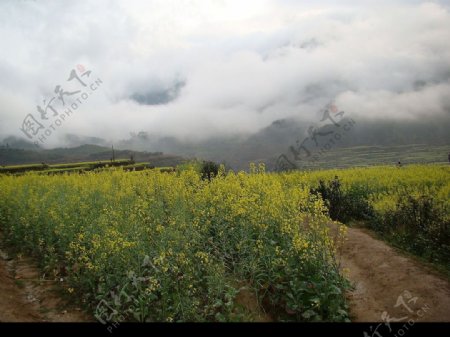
top-left (0, 245), bottom-right (91, 322)
top-left (338, 226), bottom-right (450, 322)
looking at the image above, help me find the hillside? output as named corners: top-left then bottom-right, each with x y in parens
top-left (0, 144), bottom-right (184, 167)
top-left (114, 116), bottom-right (450, 170)
top-left (1, 116), bottom-right (449, 169)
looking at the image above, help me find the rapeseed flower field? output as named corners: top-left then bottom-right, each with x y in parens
top-left (0, 163), bottom-right (447, 321)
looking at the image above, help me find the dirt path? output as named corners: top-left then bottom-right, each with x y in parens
top-left (0, 246), bottom-right (91, 322)
top-left (338, 226), bottom-right (450, 322)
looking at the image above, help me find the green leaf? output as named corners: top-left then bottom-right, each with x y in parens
top-left (310, 297), bottom-right (320, 305)
top-left (301, 309), bottom-right (316, 319)
top-left (330, 285), bottom-right (342, 295)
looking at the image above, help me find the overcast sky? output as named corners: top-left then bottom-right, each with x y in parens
top-left (1, 0), bottom-right (450, 146)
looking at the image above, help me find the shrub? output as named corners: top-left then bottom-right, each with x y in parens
top-left (372, 194), bottom-right (450, 264)
top-left (310, 176), bottom-right (374, 223)
top-left (200, 161), bottom-right (220, 181)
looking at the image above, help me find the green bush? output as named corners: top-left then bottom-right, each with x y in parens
top-left (201, 161), bottom-right (220, 181)
top-left (372, 194), bottom-right (450, 265)
top-left (310, 176), bottom-right (374, 223)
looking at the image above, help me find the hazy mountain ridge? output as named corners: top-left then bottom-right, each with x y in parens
top-left (1, 116), bottom-right (449, 169)
top-left (0, 143), bottom-right (184, 167)
top-left (116, 116), bottom-right (450, 169)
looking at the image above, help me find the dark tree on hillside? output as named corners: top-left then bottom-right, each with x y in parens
top-left (201, 161), bottom-right (219, 181)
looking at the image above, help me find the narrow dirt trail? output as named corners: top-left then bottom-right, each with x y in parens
top-left (0, 256), bottom-right (39, 322)
top-left (0, 246), bottom-right (91, 322)
top-left (338, 226), bottom-right (450, 322)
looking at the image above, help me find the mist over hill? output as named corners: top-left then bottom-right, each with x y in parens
top-left (108, 114), bottom-right (450, 169)
top-left (0, 142), bottom-right (184, 167)
top-left (2, 115), bottom-right (449, 169)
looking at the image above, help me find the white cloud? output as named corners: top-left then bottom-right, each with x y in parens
top-left (0, 0), bottom-right (449, 146)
